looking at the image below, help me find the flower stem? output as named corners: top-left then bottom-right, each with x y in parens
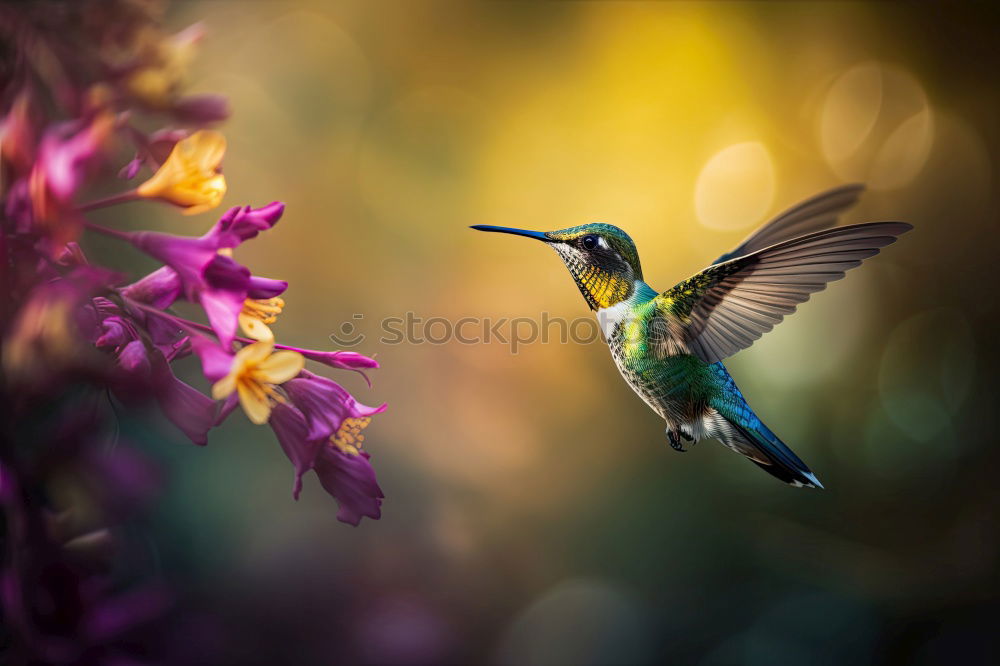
top-left (123, 298), bottom-right (205, 338)
top-left (82, 221), bottom-right (133, 242)
top-left (77, 190), bottom-right (140, 212)
top-left (125, 297), bottom-right (341, 354)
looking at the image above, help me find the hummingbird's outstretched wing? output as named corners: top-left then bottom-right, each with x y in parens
top-left (713, 184), bottom-right (866, 264)
top-left (655, 221), bottom-right (912, 365)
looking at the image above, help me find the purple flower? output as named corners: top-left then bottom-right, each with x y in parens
top-left (283, 370), bottom-right (386, 442)
top-left (269, 401), bottom-right (384, 525)
top-left (277, 371), bottom-right (385, 524)
top-left (121, 203), bottom-right (287, 347)
top-left (208, 201), bottom-right (285, 243)
top-left (275, 347), bottom-right (380, 385)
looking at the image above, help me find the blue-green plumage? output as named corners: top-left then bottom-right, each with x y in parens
top-left (472, 184), bottom-right (911, 488)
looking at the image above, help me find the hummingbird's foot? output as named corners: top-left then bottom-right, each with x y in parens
top-left (667, 429), bottom-right (687, 453)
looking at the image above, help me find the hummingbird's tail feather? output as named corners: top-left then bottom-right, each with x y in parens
top-left (721, 417), bottom-right (823, 489)
top-left (706, 364), bottom-right (822, 488)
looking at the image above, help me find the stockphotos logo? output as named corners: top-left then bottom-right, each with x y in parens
top-left (329, 312), bottom-right (628, 354)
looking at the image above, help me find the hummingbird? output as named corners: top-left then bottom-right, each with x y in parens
top-left (472, 184), bottom-right (911, 488)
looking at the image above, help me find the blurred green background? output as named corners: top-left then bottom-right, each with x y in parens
top-left (97, 1), bottom-right (999, 664)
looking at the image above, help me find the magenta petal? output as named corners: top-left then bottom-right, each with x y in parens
top-left (269, 403), bottom-right (323, 500)
top-left (121, 266), bottom-right (182, 308)
top-left (293, 349), bottom-right (379, 386)
top-left (321, 350), bottom-right (378, 370)
top-left (314, 448), bottom-right (383, 526)
top-left (210, 202), bottom-right (285, 243)
top-left (96, 316), bottom-right (130, 348)
top-left (189, 335), bottom-right (233, 382)
top-left (252, 201), bottom-right (285, 226)
top-left (197, 255), bottom-right (250, 347)
top-left (117, 340), bottom-right (151, 378)
top-left (295, 349), bottom-right (379, 370)
top-left (199, 288), bottom-right (244, 349)
top-left (247, 276), bottom-right (287, 299)
top-left (149, 352), bottom-right (217, 446)
top-left (203, 253), bottom-right (251, 291)
top-left (128, 231), bottom-right (219, 299)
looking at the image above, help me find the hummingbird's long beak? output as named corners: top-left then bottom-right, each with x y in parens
top-left (470, 225), bottom-right (550, 241)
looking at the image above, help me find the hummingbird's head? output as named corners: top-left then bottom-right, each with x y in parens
top-left (471, 223), bottom-right (642, 310)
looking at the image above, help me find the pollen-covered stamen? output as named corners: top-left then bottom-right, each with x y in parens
top-left (211, 340), bottom-right (304, 424)
top-left (242, 296), bottom-right (284, 325)
top-left (330, 416), bottom-right (371, 456)
top-left (238, 296), bottom-right (285, 341)
top-left (239, 373), bottom-right (284, 406)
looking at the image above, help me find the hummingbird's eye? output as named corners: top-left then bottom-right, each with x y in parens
top-left (582, 234), bottom-right (598, 250)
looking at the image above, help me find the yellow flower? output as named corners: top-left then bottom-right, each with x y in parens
top-left (239, 297), bottom-right (285, 341)
top-left (137, 130), bottom-right (226, 215)
top-left (211, 340), bottom-right (304, 425)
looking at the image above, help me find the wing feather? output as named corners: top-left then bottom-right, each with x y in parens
top-left (714, 183), bottom-right (866, 264)
top-left (657, 221), bottom-right (911, 364)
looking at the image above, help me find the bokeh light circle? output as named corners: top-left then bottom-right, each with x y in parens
top-left (820, 63), bottom-right (884, 164)
top-left (818, 62), bottom-right (934, 190)
top-left (695, 141), bottom-right (775, 231)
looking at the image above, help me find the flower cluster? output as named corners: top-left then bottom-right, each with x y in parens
top-left (1, 2), bottom-right (385, 661)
